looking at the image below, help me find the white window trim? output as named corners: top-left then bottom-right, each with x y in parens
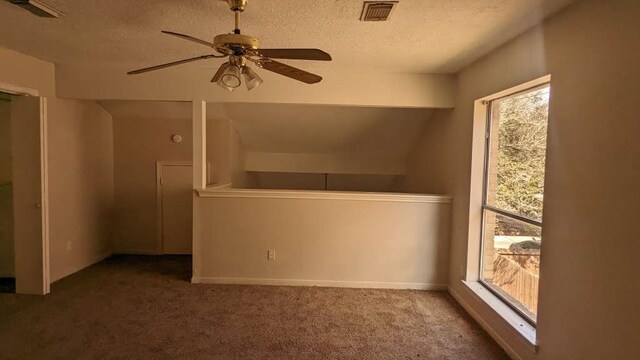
top-left (464, 75), bottom-right (551, 351)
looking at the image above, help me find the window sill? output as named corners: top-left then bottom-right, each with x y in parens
top-left (462, 280), bottom-right (538, 353)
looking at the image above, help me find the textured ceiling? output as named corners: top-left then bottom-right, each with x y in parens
top-left (0, 0), bottom-right (573, 73)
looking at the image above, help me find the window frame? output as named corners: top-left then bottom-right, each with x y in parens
top-left (459, 75), bottom-right (552, 336)
top-left (474, 78), bottom-right (551, 327)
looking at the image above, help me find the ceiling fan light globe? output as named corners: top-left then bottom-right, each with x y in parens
top-left (218, 65), bottom-right (242, 89)
top-left (221, 74), bottom-right (241, 88)
top-left (243, 66), bottom-right (263, 91)
top-left (217, 79), bottom-right (236, 92)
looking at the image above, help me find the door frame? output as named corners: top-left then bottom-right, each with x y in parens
top-left (0, 82), bottom-right (39, 97)
top-left (1, 82), bottom-right (50, 294)
top-left (156, 161), bottom-right (192, 255)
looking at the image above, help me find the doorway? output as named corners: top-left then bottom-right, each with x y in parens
top-left (0, 92), bottom-right (14, 292)
top-left (156, 162), bottom-right (192, 254)
top-left (0, 88), bottom-right (50, 295)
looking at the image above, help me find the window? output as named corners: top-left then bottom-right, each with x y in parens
top-left (480, 83), bottom-right (550, 324)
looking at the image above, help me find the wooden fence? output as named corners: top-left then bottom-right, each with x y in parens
top-left (492, 253), bottom-right (539, 314)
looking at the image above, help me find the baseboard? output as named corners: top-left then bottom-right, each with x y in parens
top-left (51, 251), bottom-right (113, 283)
top-left (112, 249), bottom-right (160, 255)
top-left (92, 251), bottom-right (113, 264)
top-left (191, 276), bottom-right (448, 290)
top-left (448, 285), bottom-right (523, 360)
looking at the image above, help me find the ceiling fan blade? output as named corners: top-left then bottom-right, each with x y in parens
top-left (257, 49), bottom-right (332, 61)
top-left (161, 30), bottom-right (215, 48)
top-left (211, 62), bottom-right (230, 82)
top-left (259, 60), bottom-right (323, 84)
top-left (127, 55), bottom-right (218, 75)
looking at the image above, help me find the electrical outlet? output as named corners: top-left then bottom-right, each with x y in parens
top-left (267, 249), bottom-right (275, 261)
top-left (66, 241), bottom-right (72, 252)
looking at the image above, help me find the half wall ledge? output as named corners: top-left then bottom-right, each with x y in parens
top-left (195, 188), bottom-right (453, 204)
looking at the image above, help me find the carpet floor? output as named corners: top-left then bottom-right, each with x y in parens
top-left (0, 255), bottom-right (508, 360)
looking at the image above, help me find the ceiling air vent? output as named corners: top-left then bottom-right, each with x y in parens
top-left (9, 0), bottom-right (64, 18)
top-left (360, 1), bottom-right (398, 22)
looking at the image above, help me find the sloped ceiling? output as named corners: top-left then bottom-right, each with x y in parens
top-left (211, 103), bottom-right (432, 155)
top-left (98, 100), bottom-right (191, 120)
top-left (99, 101), bottom-right (432, 157)
top-left (0, 0), bottom-right (573, 73)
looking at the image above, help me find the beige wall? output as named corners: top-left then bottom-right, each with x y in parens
top-left (229, 124), bottom-right (254, 188)
top-left (244, 152), bottom-right (407, 176)
top-left (223, 103), bottom-right (431, 177)
top-left (0, 98), bottom-right (14, 276)
top-left (10, 96), bottom-right (48, 294)
top-left (205, 117), bottom-right (254, 188)
top-left (112, 116), bottom-right (192, 253)
top-left (0, 47), bottom-right (55, 97)
top-left (56, 66), bottom-right (455, 108)
top-left (194, 191), bottom-right (451, 288)
top-left (0, 184), bottom-right (13, 277)
top-left (0, 98), bottom-right (11, 184)
top-left (102, 101), bottom-right (428, 192)
top-left (0, 48), bottom-right (115, 282)
top-left (405, 0), bottom-right (640, 358)
top-left (1, 50), bottom-right (53, 279)
top-left (206, 118), bottom-right (231, 186)
top-left (405, 109), bottom-right (456, 195)
top-left (253, 172), bottom-right (327, 191)
top-left (47, 99), bottom-right (114, 282)
top-left (253, 172), bottom-right (401, 193)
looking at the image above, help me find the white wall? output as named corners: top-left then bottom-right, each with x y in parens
top-left (405, 0), bottom-right (640, 359)
top-left (0, 47), bottom-right (55, 97)
top-left (47, 99), bottom-right (114, 282)
top-left (194, 190), bottom-right (451, 289)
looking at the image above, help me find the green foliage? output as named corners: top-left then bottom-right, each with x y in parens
top-left (492, 87), bottom-right (549, 234)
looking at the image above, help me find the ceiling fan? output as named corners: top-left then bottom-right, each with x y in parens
top-left (127, 0), bottom-right (332, 91)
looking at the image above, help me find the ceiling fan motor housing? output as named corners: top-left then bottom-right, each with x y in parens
top-left (229, 55), bottom-right (247, 67)
top-left (214, 34), bottom-right (260, 55)
top-left (228, 0), bottom-right (248, 12)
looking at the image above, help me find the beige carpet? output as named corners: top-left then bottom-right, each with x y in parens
top-left (0, 255), bottom-right (508, 360)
